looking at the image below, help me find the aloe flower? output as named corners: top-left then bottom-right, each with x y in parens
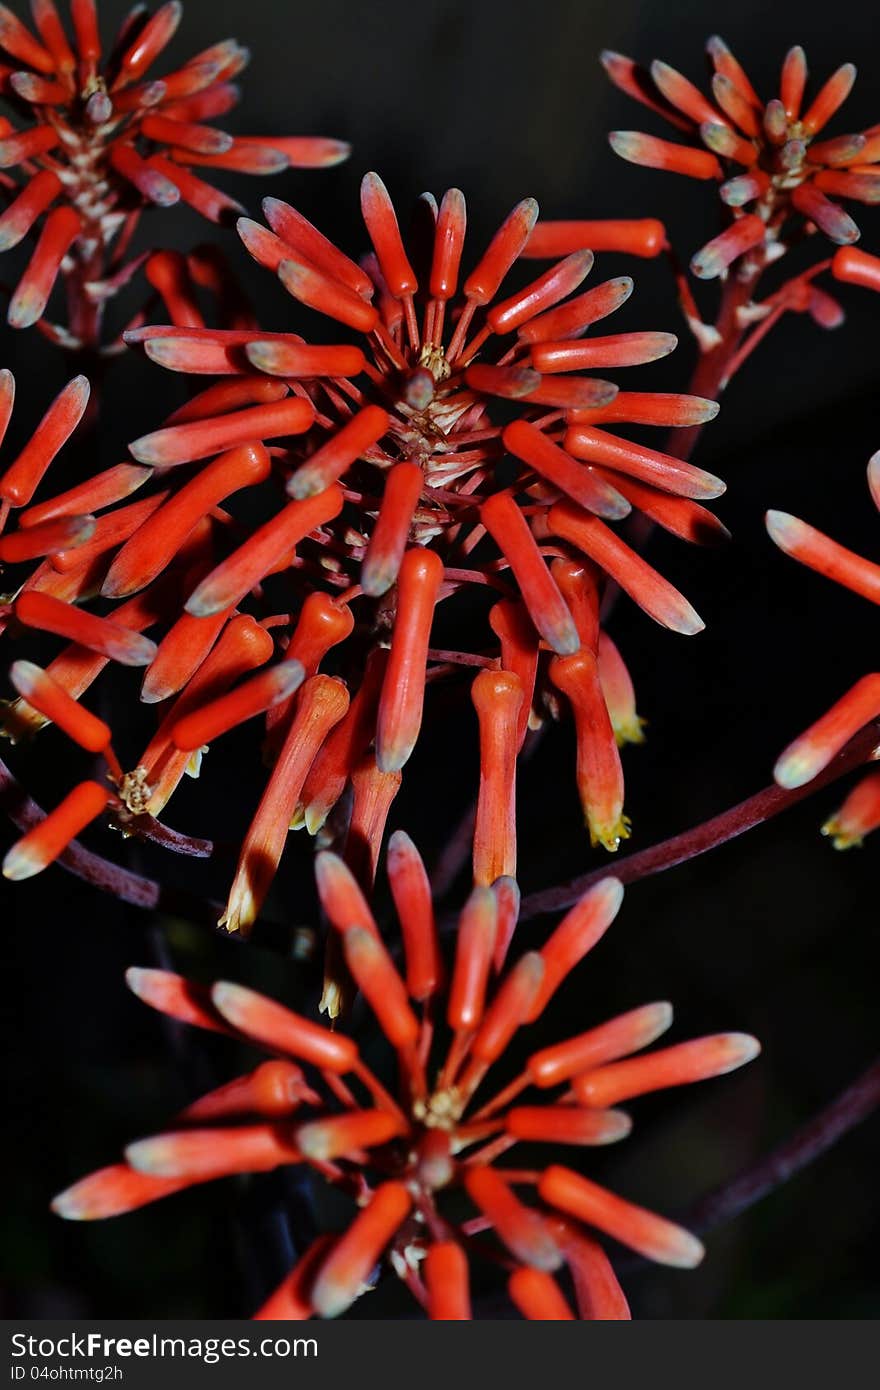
top-left (51, 841), bottom-right (759, 1320)
top-left (0, 0), bottom-right (347, 344)
top-left (113, 173), bottom-right (724, 871)
top-left (767, 451), bottom-right (880, 844)
top-left (603, 36), bottom-right (880, 279)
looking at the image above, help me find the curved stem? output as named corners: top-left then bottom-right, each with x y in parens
top-left (0, 754), bottom-right (219, 925)
top-left (518, 721), bottom-right (880, 921)
top-left (685, 1056), bottom-right (880, 1233)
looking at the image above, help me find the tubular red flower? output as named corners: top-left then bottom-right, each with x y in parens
top-left (773, 675), bottom-right (880, 789)
top-left (524, 218), bottom-right (666, 259)
top-left (310, 1183), bottom-right (413, 1319)
top-left (604, 38), bottom-right (880, 260)
top-left (0, 1), bottom-right (347, 343)
top-left (376, 547), bottom-right (444, 773)
top-left (180, 1061), bottom-right (315, 1122)
top-left (573, 1033), bottom-right (760, 1106)
top-left (425, 1242), bottom-right (472, 1320)
top-left (464, 1167), bottom-right (562, 1270)
top-left (51, 854), bottom-right (758, 1320)
top-left (549, 500), bottom-right (705, 634)
top-left (822, 770), bottom-right (880, 849)
top-left (220, 675), bottom-right (350, 933)
top-left (342, 926), bottom-right (420, 1053)
top-left (3, 780), bottom-right (110, 879)
top-left (210, 980), bottom-right (359, 1073)
top-left (102, 442), bottom-right (271, 597)
top-left (508, 1268), bottom-right (575, 1320)
top-left (15, 592), bottom-right (158, 666)
top-left (526, 878), bottom-right (625, 1022)
top-left (8, 660), bottom-right (111, 753)
top-left (482, 492), bottom-right (580, 655)
top-left (527, 1002), bottom-right (672, 1088)
top-left (386, 829), bottom-right (443, 1001)
top-left (447, 885), bottom-right (497, 1032)
top-left (170, 659), bottom-right (305, 750)
top-left (506, 1105), bottom-right (632, 1146)
top-left (539, 1165), bottom-right (704, 1268)
top-left (550, 649), bottom-right (628, 851)
top-left (472, 669), bottom-right (523, 886)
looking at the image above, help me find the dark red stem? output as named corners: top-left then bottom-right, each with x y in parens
top-left (518, 721), bottom-right (880, 921)
top-left (685, 1056), bottom-right (880, 1233)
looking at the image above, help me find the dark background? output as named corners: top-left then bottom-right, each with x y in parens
top-left (2, 0), bottom-right (878, 1319)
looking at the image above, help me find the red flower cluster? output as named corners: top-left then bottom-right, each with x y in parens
top-left (51, 843), bottom-right (759, 1320)
top-left (602, 38), bottom-right (880, 274)
top-left (0, 0), bottom-right (347, 344)
top-left (67, 173), bottom-right (724, 892)
top-left (767, 446), bottom-right (880, 847)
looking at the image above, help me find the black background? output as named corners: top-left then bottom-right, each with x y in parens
top-left (1, 0), bottom-right (878, 1319)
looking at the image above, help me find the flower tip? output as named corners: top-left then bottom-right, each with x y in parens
top-left (2, 845), bottom-right (40, 881)
top-left (764, 509), bottom-right (803, 553)
top-left (866, 453), bottom-right (880, 511)
top-left (123, 1138), bottom-right (165, 1175)
top-left (773, 745), bottom-right (818, 791)
top-left (722, 1032), bottom-right (762, 1069)
top-left (668, 1228), bottom-right (706, 1270)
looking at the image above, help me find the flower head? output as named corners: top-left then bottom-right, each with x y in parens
top-left (51, 839), bottom-right (759, 1320)
top-left (114, 173), bottom-right (724, 873)
top-left (603, 38), bottom-right (880, 277)
top-left (766, 452), bottom-right (880, 842)
top-left (0, 0), bottom-right (347, 341)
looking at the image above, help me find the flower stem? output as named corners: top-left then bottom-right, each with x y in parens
top-left (684, 1055), bottom-right (880, 1233)
top-left (518, 721), bottom-right (880, 921)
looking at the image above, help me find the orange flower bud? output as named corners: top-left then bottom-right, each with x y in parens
top-left (126, 1125), bottom-right (301, 1180)
top-left (310, 1182), bottom-right (412, 1319)
top-left (447, 886), bottom-right (497, 1032)
top-left (170, 659), bottom-right (304, 750)
top-left (51, 1165), bottom-right (194, 1220)
top-left (295, 1109), bottom-right (406, 1162)
top-left (8, 661), bottom-right (111, 753)
top-left (573, 1033), bottom-right (760, 1107)
top-left (342, 926), bottom-right (420, 1051)
top-left (527, 1001), bottom-right (673, 1088)
top-left (376, 547), bottom-right (444, 772)
top-left (425, 1242), bottom-right (471, 1320)
top-left (0, 376), bottom-right (89, 507)
top-left (253, 1236), bottom-right (335, 1321)
top-left (539, 1165), bottom-right (704, 1268)
top-left (15, 592), bottom-right (156, 667)
top-left (549, 500), bottom-right (705, 634)
top-left (503, 419), bottom-right (630, 521)
top-left (526, 877), bottom-right (625, 1022)
top-left (3, 780), bottom-right (110, 880)
top-left (506, 1105), bottom-right (631, 1146)
top-left (129, 397), bottom-right (314, 468)
top-left (181, 1060), bottom-right (315, 1122)
top-left (609, 131), bottom-right (722, 179)
top-left (102, 442), bottom-right (271, 598)
top-left (481, 492), bottom-right (580, 656)
top-left (220, 675), bottom-right (349, 933)
top-left (387, 830), bottom-right (443, 1001)
top-left (472, 668), bottom-right (523, 886)
top-left (361, 461), bottom-right (423, 597)
top-left (289, 404), bottom-right (389, 499)
top-left (549, 649), bottom-right (627, 851)
top-left (464, 198), bottom-right (538, 305)
top-left (508, 1268), bottom-right (575, 1320)
top-left (361, 172), bottom-right (418, 298)
top-left (463, 1167), bottom-right (561, 1270)
top-left (186, 484), bottom-right (344, 616)
top-left (210, 980), bottom-right (358, 1073)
